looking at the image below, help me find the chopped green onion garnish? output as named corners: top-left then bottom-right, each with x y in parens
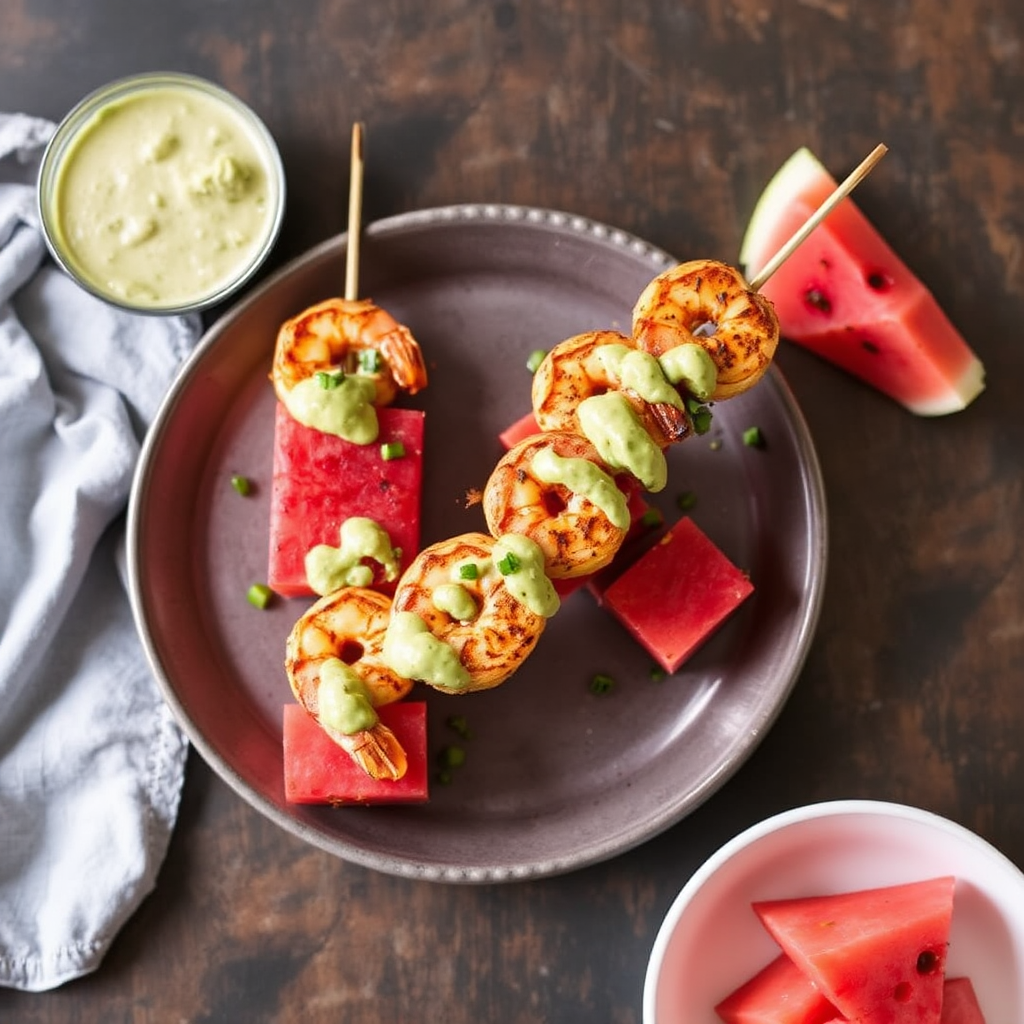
top-left (650, 666), bottom-right (667, 682)
top-left (743, 426), bottom-right (765, 448)
top-left (246, 583), bottom-right (273, 609)
top-left (589, 673), bottom-right (615, 695)
top-left (230, 474), bottom-right (251, 496)
top-left (526, 348), bottom-right (547, 373)
top-left (436, 769), bottom-right (454, 785)
top-left (691, 405), bottom-right (713, 435)
top-left (497, 551), bottom-right (520, 575)
top-left (676, 491), bottom-right (697, 511)
top-left (446, 714), bottom-right (473, 739)
top-left (380, 441), bottom-right (406, 461)
top-left (437, 745), bottom-right (467, 770)
top-left (358, 348), bottom-right (383, 373)
top-left (315, 370), bottom-right (343, 389)
top-left (458, 563), bottom-right (479, 580)
top-left (640, 507), bottom-right (663, 528)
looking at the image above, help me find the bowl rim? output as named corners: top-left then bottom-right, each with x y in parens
top-left (642, 798), bottom-right (1024, 1024)
top-left (36, 69), bottom-right (286, 316)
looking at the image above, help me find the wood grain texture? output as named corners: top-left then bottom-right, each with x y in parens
top-left (1, 1), bottom-right (1022, 1020)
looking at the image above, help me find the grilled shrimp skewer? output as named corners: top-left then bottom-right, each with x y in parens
top-left (632, 259), bottom-right (779, 401)
top-left (531, 329), bottom-right (693, 448)
top-left (385, 532), bottom-right (559, 694)
top-left (285, 587), bottom-right (414, 780)
top-left (272, 296), bottom-right (428, 410)
top-left (483, 430), bottom-right (632, 579)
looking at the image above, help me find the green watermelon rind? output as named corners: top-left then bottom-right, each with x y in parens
top-left (739, 147), bottom-right (830, 279)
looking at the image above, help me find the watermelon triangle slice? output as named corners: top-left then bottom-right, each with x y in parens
top-left (715, 953), bottom-right (842, 1024)
top-left (739, 147), bottom-right (984, 416)
top-left (753, 876), bottom-right (955, 1024)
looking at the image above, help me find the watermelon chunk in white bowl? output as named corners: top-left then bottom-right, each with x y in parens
top-left (739, 147), bottom-right (985, 416)
top-left (643, 800), bottom-right (1024, 1024)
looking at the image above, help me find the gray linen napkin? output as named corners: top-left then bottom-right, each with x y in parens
top-left (0, 112), bottom-right (200, 992)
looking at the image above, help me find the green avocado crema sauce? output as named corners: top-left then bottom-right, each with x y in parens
top-left (284, 373), bottom-right (379, 443)
top-left (577, 392), bottom-right (668, 492)
top-left (657, 343), bottom-right (719, 401)
top-left (305, 517), bottom-right (400, 596)
top-left (595, 344), bottom-right (684, 410)
top-left (317, 658), bottom-right (379, 735)
top-left (492, 534), bottom-right (560, 618)
top-left (51, 84), bottom-right (278, 308)
top-left (530, 447), bottom-right (630, 531)
top-left (383, 612), bottom-right (471, 691)
top-left (431, 583), bottom-right (478, 623)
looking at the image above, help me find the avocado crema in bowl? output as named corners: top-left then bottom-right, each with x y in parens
top-left (38, 71), bottom-right (285, 315)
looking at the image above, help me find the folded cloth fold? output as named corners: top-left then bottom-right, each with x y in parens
top-left (0, 112), bottom-right (200, 992)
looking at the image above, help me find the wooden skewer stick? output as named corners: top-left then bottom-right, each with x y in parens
top-left (344, 121), bottom-right (365, 302)
top-left (747, 143), bottom-right (888, 293)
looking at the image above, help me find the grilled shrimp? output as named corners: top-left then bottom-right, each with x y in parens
top-left (285, 587), bottom-right (414, 780)
top-left (632, 259), bottom-right (779, 400)
top-left (531, 329), bottom-right (693, 448)
top-left (385, 532), bottom-right (558, 694)
top-left (271, 296), bottom-right (428, 412)
top-left (483, 430), bottom-right (630, 579)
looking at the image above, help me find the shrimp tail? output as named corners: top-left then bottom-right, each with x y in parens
top-left (380, 326), bottom-right (429, 395)
top-left (331, 721), bottom-right (409, 781)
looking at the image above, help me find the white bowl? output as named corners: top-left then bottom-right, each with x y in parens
top-left (643, 800), bottom-right (1024, 1024)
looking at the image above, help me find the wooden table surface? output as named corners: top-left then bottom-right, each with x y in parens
top-left (2, 2), bottom-right (1022, 1021)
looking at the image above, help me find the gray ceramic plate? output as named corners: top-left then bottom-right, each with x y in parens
top-left (128, 204), bottom-right (827, 883)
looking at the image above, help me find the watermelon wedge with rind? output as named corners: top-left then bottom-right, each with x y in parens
top-left (739, 147), bottom-right (984, 416)
top-left (753, 876), bottom-right (955, 1024)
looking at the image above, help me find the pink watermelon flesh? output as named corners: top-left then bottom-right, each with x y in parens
top-left (267, 402), bottom-right (424, 597)
top-left (740, 148), bottom-right (984, 416)
top-left (715, 953), bottom-right (842, 1024)
top-left (283, 701), bottom-right (429, 805)
top-left (753, 876), bottom-right (956, 1024)
top-left (599, 515), bottom-right (754, 673)
top-left (939, 978), bottom-right (986, 1024)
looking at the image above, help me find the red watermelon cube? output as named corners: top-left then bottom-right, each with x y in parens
top-left (498, 410), bottom-right (541, 449)
top-left (267, 402), bottom-right (424, 597)
top-left (598, 516), bottom-right (754, 673)
top-left (283, 701), bottom-right (429, 805)
top-left (939, 978), bottom-right (986, 1024)
top-left (753, 877), bottom-right (956, 1024)
top-left (715, 953), bottom-right (842, 1024)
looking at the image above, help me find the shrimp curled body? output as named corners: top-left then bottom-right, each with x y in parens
top-left (272, 297), bottom-right (428, 408)
top-left (531, 330), bottom-right (693, 448)
top-left (390, 533), bottom-right (548, 694)
top-left (483, 431), bottom-right (630, 579)
top-left (632, 259), bottom-right (779, 401)
top-left (285, 586), bottom-right (413, 780)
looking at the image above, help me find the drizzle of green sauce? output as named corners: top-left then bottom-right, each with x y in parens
top-left (577, 392), bottom-right (668, 492)
top-left (305, 517), bottom-right (401, 596)
top-left (530, 447), bottom-right (630, 530)
top-left (283, 373), bottom-right (378, 443)
top-left (595, 344), bottom-right (684, 409)
top-left (492, 534), bottom-right (560, 618)
top-left (317, 658), bottom-right (379, 735)
top-left (658, 343), bottom-right (718, 401)
top-left (432, 583), bottom-right (478, 623)
top-left (383, 611), bottom-right (471, 691)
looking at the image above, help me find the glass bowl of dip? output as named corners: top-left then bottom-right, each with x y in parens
top-left (38, 71), bottom-right (286, 315)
